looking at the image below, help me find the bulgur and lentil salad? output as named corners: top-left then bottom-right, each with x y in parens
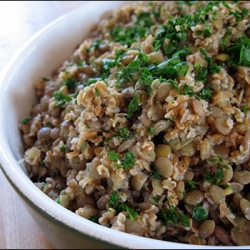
top-left (18, 0), bottom-right (250, 246)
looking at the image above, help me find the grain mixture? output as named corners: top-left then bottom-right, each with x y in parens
top-left (19, 1), bottom-right (250, 246)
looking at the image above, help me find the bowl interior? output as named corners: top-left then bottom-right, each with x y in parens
top-left (0, 1), bottom-right (247, 249)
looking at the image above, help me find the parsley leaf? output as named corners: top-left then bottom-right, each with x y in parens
top-left (158, 206), bottom-right (190, 227)
top-left (227, 34), bottom-right (250, 67)
top-left (80, 142), bottom-right (87, 150)
top-left (115, 127), bottom-right (134, 139)
top-left (110, 12), bottom-right (152, 48)
top-left (148, 126), bottom-right (154, 133)
top-left (192, 205), bottom-right (208, 221)
top-left (220, 28), bottom-right (232, 51)
top-left (101, 49), bottom-right (126, 79)
top-left (204, 162), bottom-right (229, 185)
top-left (88, 40), bottom-right (104, 51)
top-left (85, 77), bottom-right (102, 86)
top-left (178, 211), bottom-right (190, 227)
top-left (199, 48), bottom-right (221, 73)
top-left (42, 77), bottom-right (50, 82)
top-left (109, 191), bottom-right (119, 208)
top-left (108, 151), bottom-right (120, 161)
top-left (185, 180), bottom-right (198, 191)
top-left (22, 117), bottom-right (32, 124)
top-left (242, 105), bottom-right (248, 115)
top-left (121, 151), bottom-right (136, 170)
top-left (158, 206), bottom-right (178, 225)
top-left (53, 91), bottom-right (72, 107)
top-left (89, 214), bottom-right (99, 224)
top-left (151, 166), bottom-right (162, 180)
top-left (230, 7), bottom-right (249, 21)
top-left (59, 144), bottom-right (66, 152)
top-left (198, 86), bottom-right (213, 102)
top-left (127, 93), bottom-right (139, 118)
top-left (119, 59), bottom-right (140, 83)
top-left (182, 84), bottom-right (196, 97)
top-left (117, 203), bottom-right (140, 221)
top-left (138, 68), bottom-right (154, 95)
top-left (63, 77), bottom-right (78, 91)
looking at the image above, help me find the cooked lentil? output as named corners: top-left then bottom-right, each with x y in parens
top-left (19, 1), bottom-right (250, 246)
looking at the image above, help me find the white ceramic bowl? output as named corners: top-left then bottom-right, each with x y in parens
top-left (0, 1), bottom-right (248, 249)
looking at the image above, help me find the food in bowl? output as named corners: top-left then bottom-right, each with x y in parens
top-left (18, 0), bottom-right (250, 246)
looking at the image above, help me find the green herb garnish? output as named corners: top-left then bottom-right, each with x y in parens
top-left (59, 144), bottom-right (66, 152)
top-left (227, 34), bottom-right (250, 68)
top-left (199, 48), bottom-right (221, 73)
top-left (89, 214), bottom-right (99, 224)
top-left (158, 205), bottom-right (190, 227)
top-left (108, 151), bottom-right (120, 161)
top-left (109, 191), bottom-right (119, 208)
top-left (80, 142), bottom-right (87, 150)
top-left (192, 205), bottom-right (208, 221)
top-left (119, 151), bottom-right (136, 170)
top-left (22, 117), bottom-right (32, 124)
top-left (53, 91), bottom-right (72, 107)
top-left (185, 180), bottom-right (198, 191)
top-left (117, 203), bottom-right (140, 221)
top-left (63, 77), bottom-right (78, 91)
top-left (127, 93), bottom-right (139, 118)
top-left (148, 126), bottom-right (154, 134)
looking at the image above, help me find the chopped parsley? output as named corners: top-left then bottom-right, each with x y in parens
top-left (149, 48), bottom-right (191, 80)
top-left (153, 15), bottom-right (189, 54)
top-left (119, 127), bottom-right (129, 137)
top-left (110, 11), bottom-right (152, 48)
top-left (242, 105), bottom-right (248, 115)
top-left (148, 126), bottom-right (154, 134)
top-left (227, 34), bottom-right (250, 68)
top-left (87, 40), bottom-right (104, 52)
top-left (117, 203), bottom-right (140, 221)
top-left (118, 58), bottom-right (141, 83)
top-left (153, 195), bottom-right (160, 203)
top-left (196, 25), bottom-right (212, 38)
top-left (63, 77), bottom-right (78, 91)
top-left (59, 144), bottom-right (66, 152)
top-left (158, 206), bottom-right (190, 227)
top-left (220, 28), bottom-right (232, 51)
top-left (109, 192), bottom-right (140, 221)
top-left (80, 142), bottom-right (87, 150)
top-left (42, 77), bottom-right (50, 82)
top-left (208, 155), bottom-right (224, 163)
top-left (197, 86), bottom-right (213, 102)
top-left (53, 91), bottom-right (72, 107)
top-left (199, 48), bottom-right (221, 73)
top-left (101, 49), bottom-right (126, 79)
top-left (192, 205), bottom-right (208, 221)
top-left (185, 180), bottom-right (198, 191)
top-left (151, 166), bottom-right (162, 180)
top-left (85, 77), bottom-right (102, 86)
top-left (94, 87), bottom-right (100, 97)
top-left (108, 151), bottom-right (120, 161)
top-left (204, 162), bottom-right (229, 185)
top-left (22, 117), bottom-right (32, 124)
top-left (127, 93), bottom-right (139, 118)
top-left (194, 62), bottom-right (208, 82)
top-left (182, 84), bottom-right (196, 97)
top-left (89, 214), bottom-right (99, 224)
top-left (229, 7), bottom-right (249, 21)
top-left (109, 191), bottom-right (119, 208)
top-left (120, 151), bottom-right (136, 170)
top-left (114, 127), bottom-right (134, 139)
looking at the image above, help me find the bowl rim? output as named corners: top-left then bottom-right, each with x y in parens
top-left (0, 1), bottom-right (248, 249)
